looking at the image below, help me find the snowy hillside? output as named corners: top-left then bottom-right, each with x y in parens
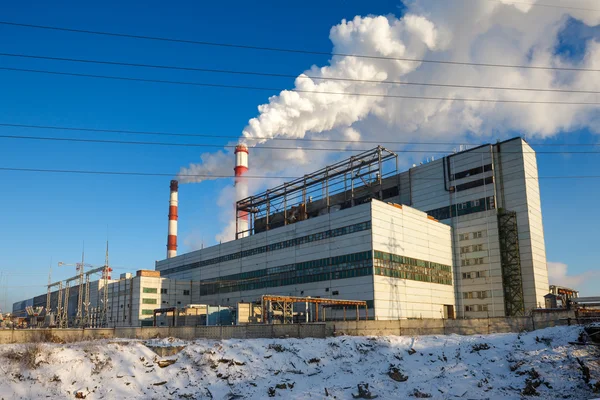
top-left (0, 326), bottom-right (598, 399)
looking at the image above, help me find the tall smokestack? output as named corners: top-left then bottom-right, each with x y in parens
top-left (234, 144), bottom-right (249, 238)
top-left (167, 180), bottom-right (178, 258)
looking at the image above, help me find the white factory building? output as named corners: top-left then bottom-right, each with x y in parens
top-left (156, 200), bottom-right (455, 320)
top-left (14, 136), bottom-right (550, 325)
top-left (157, 136), bottom-right (549, 319)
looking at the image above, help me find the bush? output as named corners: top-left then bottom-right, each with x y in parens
top-left (4, 343), bottom-right (46, 369)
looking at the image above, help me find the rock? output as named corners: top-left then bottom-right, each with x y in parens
top-left (388, 366), bottom-right (409, 382)
top-left (156, 359), bottom-right (177, 368)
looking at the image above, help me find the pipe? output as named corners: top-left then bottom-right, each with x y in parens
top-left (167, 180), bottom-right (178, 258)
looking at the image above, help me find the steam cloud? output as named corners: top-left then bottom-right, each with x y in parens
top-left (178, 0), bottom-right (600, 243)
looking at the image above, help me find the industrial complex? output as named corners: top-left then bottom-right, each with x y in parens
top-left (13, 137), bottom-right (560, 327)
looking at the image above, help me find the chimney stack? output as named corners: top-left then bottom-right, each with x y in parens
top-left (234, 144), bottom-right (249, 238)
top-left (167, 180), bottom-right (178, 258)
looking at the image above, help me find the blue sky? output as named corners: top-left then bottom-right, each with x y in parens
top-left (1, 0), bottom-right (599, 311)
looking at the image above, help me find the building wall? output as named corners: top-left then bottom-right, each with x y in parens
top-left (157, 203), bottom-right (376, 317)
top-left (370, 201), bottom-right (455, 319)
top-left (107, 275), bottom-right (193, 327)
top-left (157, 201), bottom-right (455, 320)
top-left (373, 138), bottom-right (548, 317)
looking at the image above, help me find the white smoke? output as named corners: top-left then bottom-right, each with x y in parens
top-left (179, 0), bottom-right (600, 242)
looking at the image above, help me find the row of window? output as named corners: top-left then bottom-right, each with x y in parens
top-left (451, 164), bottom-right (492, 181)
top-left (454, 176), bottom-right (494, 193)
top-left (142, 288), bottom-right (190, 296)
top-left (460, 244), bottom-right (484, 253)
top-left (462, 271), bottom-right (487, 279)
top-left (373, 250), bottom-right (453, 286)
top-left (426, 196), bottom-right (495, 221)
top-left (465, 304), bottom-right (489, 312)
top-left (161, 221), bottom-right (371, 276)
top-left (374, 267), bottom-right (452, 285)
top-left (199, 251), bottom-right (374, 296)
top-left (373, 251), bottom-right (452, 272)
top-left (463, 291), bottom-right (489, 299)
top-left (458, 231), bottom-right (484, 241)
top-left (461, 257), bottom-right (485, 266)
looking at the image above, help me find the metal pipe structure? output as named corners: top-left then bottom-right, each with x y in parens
top-left (234, 144), bottom-right (249, 239)
top-left (237, 146), bottom-right (397, 238)
top-left (167, 180), bottom-right (178, 258)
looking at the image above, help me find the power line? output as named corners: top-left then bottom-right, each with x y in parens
top-left (1, 166), bottom-right (599, 181)
top-left (1, 122), bottom-right (597, 147)
top-left (2, 52), bottom-right (599, 95)
top-left (1, 133), bottom-right (600, 154)
top-left (3, 66), bottom-right (600, 105)
top-left (0, 20), bottom-right (598, 72)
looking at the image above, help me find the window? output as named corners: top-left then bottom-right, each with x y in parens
top-left (142, 298), bottom-right (157, 305)
top-left (473, 244), bottom-right (484, 252)
top-left (183, 290), bottom-right (190, 296)
top-left (141, 309), bottom-right (154, 315)
top-left (465, 305), bottom-right (474, 312)
top-left (460, 246), bottom-right (470, 254)
top-left (459, 233), bottom-right (469, 241)
top-left (473, 231), bottom-right (483, 239)
top-left (143, 287), bottom-right (157, 294)
top-left (479, 304), bottom-right (489, 312)
top-left (472, 199), bottom-right (480, 207)
top-left (463, 292), bottom-right (473, 299)
top-left (332, 290), bottom-right (339, 296)
top-left (160, 288), bottom-right (168, 294)
top-left (457, 202), bottom-right (468, 210)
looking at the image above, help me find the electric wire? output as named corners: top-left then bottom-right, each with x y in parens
top-left (0, 122), bottom-right (597, 147)
top-left (2, 52), bottom-right (599, 95)
top-left (1, 20), bottom-right (599, 72)
top-left (0, 133), bottom-right (599, 153)
top-left (3, 66), bottom-right (600, 105)
top-left (0, 167), bottom-right (598, 180)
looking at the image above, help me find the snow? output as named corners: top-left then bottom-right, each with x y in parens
top-left (0, 326), bottom-right (598, 399)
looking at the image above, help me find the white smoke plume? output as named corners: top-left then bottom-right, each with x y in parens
top-left (179, 0), bottom-right (600, 242)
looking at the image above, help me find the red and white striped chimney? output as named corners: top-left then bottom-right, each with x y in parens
top-left (234, 144), bottom-right (249, 238)
top-left (167, 180), bottom-right (178, 258)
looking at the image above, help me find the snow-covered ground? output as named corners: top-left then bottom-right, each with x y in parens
top-left (0, 326), bottom-right (598, 399)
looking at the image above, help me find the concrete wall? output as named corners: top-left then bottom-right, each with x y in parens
top-left (0, 323), bottom-right (327, 344)
top-left (0, 311), bottom-right (577, 344)
top-left (328, 310), bottom-right (576, 336)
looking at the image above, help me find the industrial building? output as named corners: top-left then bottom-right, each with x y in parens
top-left (13, 136), bottom-right (551, 325)
top-left (13, 270), bottom-right (194, 328)
top-left (157, 137), bottom-right (549, 319)
top-left (156, 199), bottom-right (455, 320)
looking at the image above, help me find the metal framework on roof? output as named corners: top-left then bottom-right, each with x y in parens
top-left (235, 146), bottom-right (398, 239)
